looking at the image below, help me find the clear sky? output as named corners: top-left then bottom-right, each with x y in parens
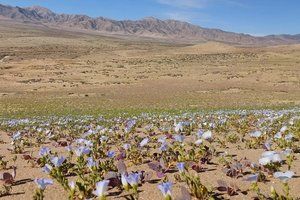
top-left (0, 0), bottom-right (299, 36)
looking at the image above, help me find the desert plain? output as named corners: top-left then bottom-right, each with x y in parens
top-left (0, 18), bottom-right (300, 200)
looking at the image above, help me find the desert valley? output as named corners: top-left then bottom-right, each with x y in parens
top-left (0, 2), bottom-right (300, 200)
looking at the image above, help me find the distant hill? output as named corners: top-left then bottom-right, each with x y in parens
top-left (0, 3), bottom-right (300, 46)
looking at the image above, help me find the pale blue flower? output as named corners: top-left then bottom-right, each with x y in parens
top-left (42, 164), bottom-right (53, 174)
top-left (12, 132), bottom-right (21, 140)
top-left (74, 146), bottom-right (91, 156)
top-left (50, 156), bottom-right (66, 167)
top-left (158, 182), bottom-right (172, 198)
top-left (106, 150), bottom-right (115, 158)
top-left (158, 136), bottom-right (167, 143)
top-left (274, 171), bottom-right (294, 182)
top-left (126, 173), bottom-right (140, 187)
top-left (160, 143), bottom-right (168, 151)
top-left (87, 157), bottom-right (98, 170)
top-left (125, 119), bottom-right (136, 133)
top-left (65, 145), bottom-right (72, 152)
top-left (174, 134), bottom-right (185, 142)
top-left (39, 147), bottom-right (50, 157)
top-left (34, 178), bottom-right (53, 189)
top-left (176, 162), bottom-right (185, 173)
top-left (196, 130), bottom-right (204, 138)
top-left (244, 174), bottom-right (259, 182)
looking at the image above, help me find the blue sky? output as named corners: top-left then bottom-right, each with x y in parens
top-left (0, 0), bottom-right (299, 36)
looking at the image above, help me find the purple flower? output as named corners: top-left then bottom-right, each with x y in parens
top-left (34, 178), bottom-right (53, 189)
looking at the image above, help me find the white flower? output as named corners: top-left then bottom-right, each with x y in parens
top-left (140, 138), bottom-right (149, 147)
top-left (259, 151), bottom-right (282, 165)
top-left (281, 148), bottom-right (292, 156)
top-left (274, 132), bottom-right (282, 139)
top-left (121, 174), bottom-right (129, 189)
top-left (202, 130), bottom-right (212, 140)
top-left (194, 139), bottom-right (203, 145)
top-left (92, 180), bottom-right (110, 197)
top-left (249, 131), bottom-right (262, 138)
top-left (285, 133), bottom-right (293, 141)
top-left (175, 122), bottom-right (183, 133)
top-left (280, 126), bottom-right (287, 133)
top-left (69, 181), bottom-right (76, 190)
top-left (259, 157), bottom-right (271, 165)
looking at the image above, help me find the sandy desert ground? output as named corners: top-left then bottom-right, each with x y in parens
top-left (0, 19), bottom-right (299, 117)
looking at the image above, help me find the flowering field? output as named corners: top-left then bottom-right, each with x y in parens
top-left (0, 109), bottom-right (300, 200)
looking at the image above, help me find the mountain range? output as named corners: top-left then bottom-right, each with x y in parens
top-left (0, 3), bottom-right (300, 46)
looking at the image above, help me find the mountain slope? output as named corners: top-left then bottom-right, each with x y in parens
top-left (0, 3), bottom-right (299, 46)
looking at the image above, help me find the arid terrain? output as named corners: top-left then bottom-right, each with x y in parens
top-left (0, 19), bottom-right (300, 117)
top-left (0, 3), bottom-right (300, 199)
